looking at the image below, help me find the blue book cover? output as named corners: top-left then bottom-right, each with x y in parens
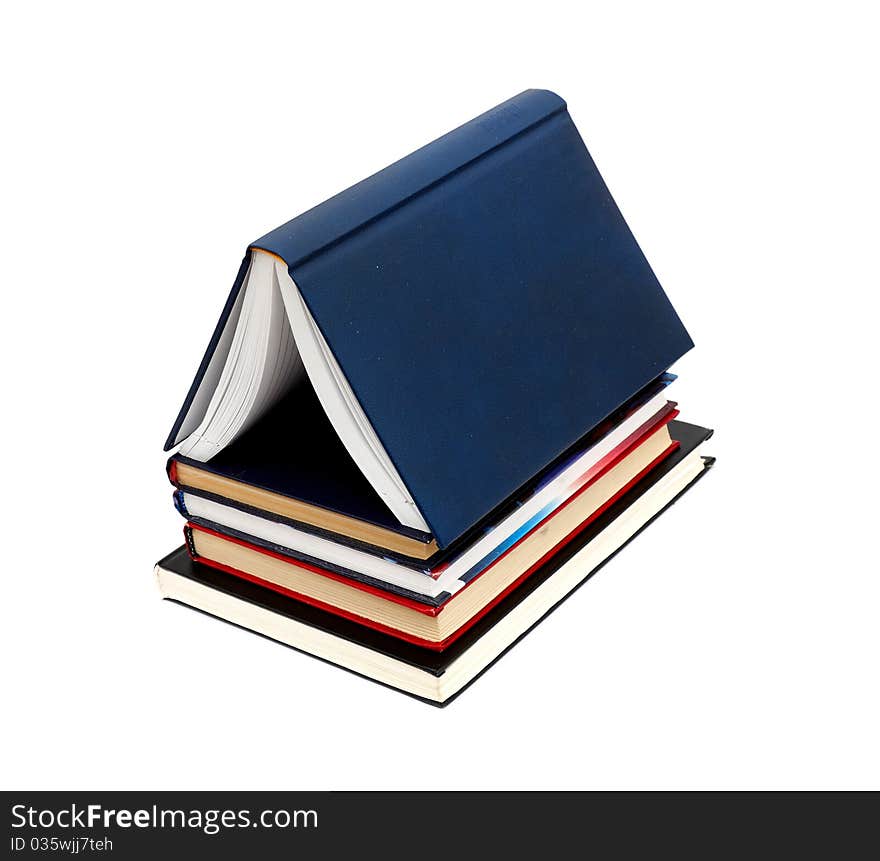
top-left (167, 90), bottom-right (693, 549)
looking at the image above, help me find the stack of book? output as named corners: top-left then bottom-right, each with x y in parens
top-left (155, 90), bottom-right (714, 704)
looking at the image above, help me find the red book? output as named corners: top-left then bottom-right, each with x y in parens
top-left (185, 417), bottom-right (678, 650)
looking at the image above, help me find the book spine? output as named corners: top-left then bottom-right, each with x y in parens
top-left (166, 457), bottom-right (179, 486)
top-left (183, 523), bottom-right (197, 558)
top-left (172, 490), bottom-right (188, 518)
top-left (251, 90), bottom-right (567, 270)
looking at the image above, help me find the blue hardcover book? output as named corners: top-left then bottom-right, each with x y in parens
top-left (166, 89), bottom-right (693, 551)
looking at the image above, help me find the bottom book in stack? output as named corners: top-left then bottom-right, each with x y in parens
top-left (156, 420), bottom-right (713, 705)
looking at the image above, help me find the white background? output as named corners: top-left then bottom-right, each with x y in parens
top-left (2, 2), bottom-right (878, 790)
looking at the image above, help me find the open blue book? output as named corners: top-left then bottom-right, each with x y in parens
top-left (166, 89), bottom-right (692, 553)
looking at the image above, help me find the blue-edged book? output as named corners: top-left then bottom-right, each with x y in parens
top-left (165, 89), bottom-right (693, 556)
